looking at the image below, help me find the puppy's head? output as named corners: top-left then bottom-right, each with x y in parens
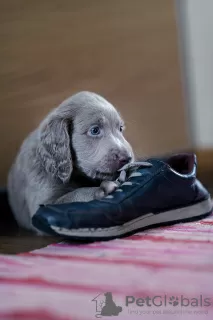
top-left (38, 91), bottom-right (134, 183)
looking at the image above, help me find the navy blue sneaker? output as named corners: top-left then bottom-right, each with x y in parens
top-left (32, 153), bottom-right (212, 240)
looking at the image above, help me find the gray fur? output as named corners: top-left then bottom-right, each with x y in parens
top-left (7, 91), bottom-right (134, 233)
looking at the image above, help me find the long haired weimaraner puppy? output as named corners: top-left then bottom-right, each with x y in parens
top-left (8, 92), bottom-right (134, 233)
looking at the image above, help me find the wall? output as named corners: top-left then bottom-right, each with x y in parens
top-left (0, 0), bottom-right (188, 185)
top-left (177, 0), bottom-right (213, 149)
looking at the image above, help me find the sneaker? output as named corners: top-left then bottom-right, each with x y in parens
top-left (32, 153), bottom-right (212, 240)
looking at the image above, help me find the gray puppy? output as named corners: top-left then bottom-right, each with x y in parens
top-left (7, 91), bottom-right (134, 233)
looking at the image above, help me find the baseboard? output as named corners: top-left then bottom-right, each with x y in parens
top-left (194, 149), bottom-right (213, 187)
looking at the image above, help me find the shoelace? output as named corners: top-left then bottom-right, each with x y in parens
top-left (104, 161), bottom-right (152, 199)
top-left (115, 161), bottom-right (153, 186)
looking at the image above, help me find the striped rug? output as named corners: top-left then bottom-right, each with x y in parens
top-left (0, 213), bottom-right (213, 320)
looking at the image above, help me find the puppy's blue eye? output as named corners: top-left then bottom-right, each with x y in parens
top-left (120, 126), bottom-right (124, 132)
top-left (89, 126), bottom-right (101, 136)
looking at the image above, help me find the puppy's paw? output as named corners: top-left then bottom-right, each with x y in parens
top-left (95, 181), bottom-right (118, 200)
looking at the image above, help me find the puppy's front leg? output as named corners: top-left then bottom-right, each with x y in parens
top-left (55, 182), bottom-right (118, 204)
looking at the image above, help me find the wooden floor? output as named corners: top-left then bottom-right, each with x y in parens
top-left (0, 190), bottom-right (58, 254)
top-left (0, 233), bottom-right (59, 254)
top-left (0, 217), bottom-right (59, 254)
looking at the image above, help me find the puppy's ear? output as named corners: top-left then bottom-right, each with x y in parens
top-left (37, 117), bottom-right (72, 183)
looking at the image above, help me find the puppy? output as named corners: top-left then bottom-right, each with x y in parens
top-left (7, 91), bottom-right (134, 233)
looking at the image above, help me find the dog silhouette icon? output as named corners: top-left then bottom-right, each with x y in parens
top-left (100, 292), bottom-right (122, 316)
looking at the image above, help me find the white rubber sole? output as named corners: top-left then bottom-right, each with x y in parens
top-left (50, 198), bottom-right (212, 239)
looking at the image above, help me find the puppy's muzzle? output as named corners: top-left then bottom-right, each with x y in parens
top-left (113, 153), bottom-right (133, 170)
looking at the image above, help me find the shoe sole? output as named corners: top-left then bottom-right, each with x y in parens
top-left (50, 197), bottom-right (212, 240)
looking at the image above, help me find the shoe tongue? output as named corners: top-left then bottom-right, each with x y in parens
top-left (144, 158), bottom-right (166, 169)
top-left (118, 161), bottom-right (151, 172)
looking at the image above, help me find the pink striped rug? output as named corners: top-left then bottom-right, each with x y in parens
top-left (1, 213), bottom-right (213, 320)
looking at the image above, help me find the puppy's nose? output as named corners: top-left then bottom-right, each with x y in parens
top-left (118, 156), bottom-right (132, 168)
